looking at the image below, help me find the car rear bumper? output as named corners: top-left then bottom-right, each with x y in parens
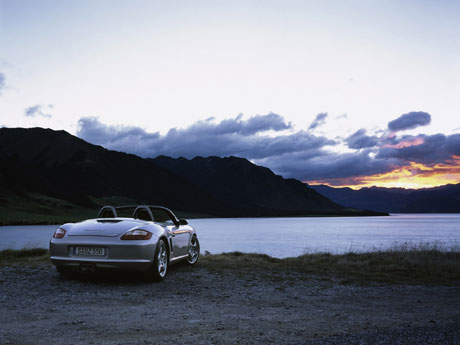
top-left (50, 256), bottom-right (152, 271)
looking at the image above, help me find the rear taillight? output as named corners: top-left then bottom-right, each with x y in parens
top-left (53, 228), bottom-right (66, 239)
top-left (120, 229), bottom-right (152, 240)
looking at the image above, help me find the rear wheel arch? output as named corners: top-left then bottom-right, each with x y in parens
top-left (159, 235), bottom-right (171, 261)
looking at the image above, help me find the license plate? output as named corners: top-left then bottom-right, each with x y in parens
top-left (74, 247), bottom-right (105, 256)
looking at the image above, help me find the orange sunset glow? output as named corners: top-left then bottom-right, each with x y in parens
top-left (307, 157), bottom-right (460, 190)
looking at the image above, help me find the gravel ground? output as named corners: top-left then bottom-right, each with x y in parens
top-left (1, 262), bottom-right (459, 345)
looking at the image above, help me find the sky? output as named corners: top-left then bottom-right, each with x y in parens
top-left (1, 0), bottom-right (460, 189)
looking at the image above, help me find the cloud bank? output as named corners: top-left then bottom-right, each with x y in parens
top-left (76, 111), bottom-right (460, 187)
top-left (77, 113), bottom-right (333, 160)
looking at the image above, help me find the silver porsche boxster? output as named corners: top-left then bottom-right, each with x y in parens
top-left (49, 205), bottom-right (200, 281)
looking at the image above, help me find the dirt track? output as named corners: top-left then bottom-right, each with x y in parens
top-left (1, 262), bottom-right (460, 344)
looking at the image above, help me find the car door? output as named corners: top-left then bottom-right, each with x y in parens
top-left (170, 224), bottom-right (191, 257)
top-left (151, 208), bottom-right (190, 258)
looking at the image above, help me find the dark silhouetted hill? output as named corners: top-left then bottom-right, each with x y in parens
top-left (310, 184), bottom-right (460, 213)
top-left (0, 127), bottom-right (220, 215)
top-left (151, 155), bottom-right (345, 214)
top-left (0, 127), bottom-right (385, 221)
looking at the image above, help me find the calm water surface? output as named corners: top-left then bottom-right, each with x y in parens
top-left (1, 214), bottom-right (459, 258)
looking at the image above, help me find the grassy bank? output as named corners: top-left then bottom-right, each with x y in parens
top-left (0, 194), bottom-right (97, 226)
top-left (201, 250), bottom-right (460, 285)
top-left (0, 248), bottom-right (50, 265)
top-left (2, 246), bottom-right (460, 285)
top-left (0, 193), bottom-right (216, 225)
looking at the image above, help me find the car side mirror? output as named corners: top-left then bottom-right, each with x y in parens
top-left (178, 218), bottom-right (188, 225)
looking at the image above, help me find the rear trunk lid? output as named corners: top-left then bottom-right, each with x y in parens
top-left (67, 218), bottom-right (145, 237)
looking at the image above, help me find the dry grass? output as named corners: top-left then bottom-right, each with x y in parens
top-left (200, 244), bottom-right (460, 285)
top-left (2, 245), bottom-right (460, 285)
top-left (0, 248), bottom-right (50, 265)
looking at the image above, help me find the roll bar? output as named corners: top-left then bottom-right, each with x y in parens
top-left (97, 205), bottom-right (182, 226)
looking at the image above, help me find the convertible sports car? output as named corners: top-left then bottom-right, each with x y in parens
top-left (49, 205), bottom-right (200, 281)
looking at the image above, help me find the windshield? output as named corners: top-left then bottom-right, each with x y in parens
top-left (150, 207), bottom-right (175, 224)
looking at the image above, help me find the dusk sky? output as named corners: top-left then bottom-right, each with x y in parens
top-left (1, 0), bottom-right (459, 189)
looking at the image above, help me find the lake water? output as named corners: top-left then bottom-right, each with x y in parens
top-left (1, 214), bottom-right (459, 258)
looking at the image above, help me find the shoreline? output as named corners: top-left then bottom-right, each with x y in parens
top-left (0, 211), bottom-right (390, 227)
top-left (3, 211), bottom-right (460, 227)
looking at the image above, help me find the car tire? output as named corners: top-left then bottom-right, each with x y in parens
top-left (145, 239), bottom-right (169, 282)
top-left (187, 236), bottom-right (200, 265)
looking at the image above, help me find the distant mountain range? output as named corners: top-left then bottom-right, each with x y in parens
top-left (309, 184), bottom-right (460, 213)
top-left (0, 127), bottom-right (386, 223)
